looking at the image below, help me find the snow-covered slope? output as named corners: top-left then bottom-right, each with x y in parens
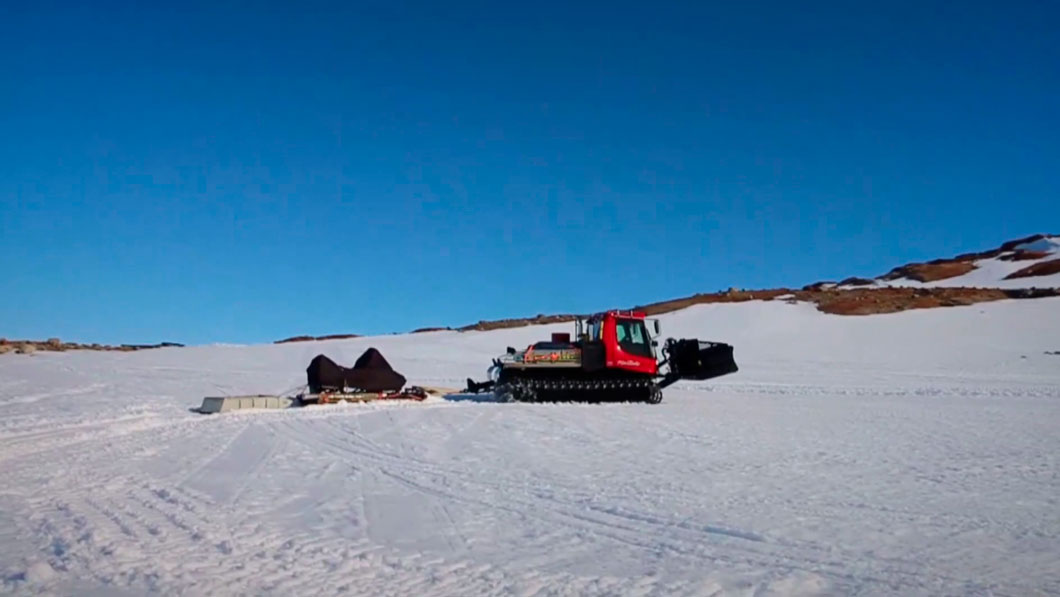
top-left (2, 299), bottom-right (1060, 596)
top-left (855, 235), bottom-right (1060, 289)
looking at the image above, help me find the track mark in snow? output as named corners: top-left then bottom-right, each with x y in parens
top-left (0, 414), bottom-right (156, 463)
top-left (0, 382), bottom-right (109, 406)
top-left (183, 424), bottom-right (285, 505)
top-left (274, 411), bottom-right (991, 594)
top-left (583, 504), bottom-right (767, 543)
top-left (278, 417), bottom-right (772, 559)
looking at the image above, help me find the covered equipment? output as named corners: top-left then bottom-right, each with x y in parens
top-left (306, 348), bottom-right (406, 393)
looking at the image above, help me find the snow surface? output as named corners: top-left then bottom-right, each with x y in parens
top-left (868, 236), bottom-right (1060, 289)
top-left (1014, 236), bottom-right (1060, 254)
top-left (2, 299), bottom-right (1060, 596)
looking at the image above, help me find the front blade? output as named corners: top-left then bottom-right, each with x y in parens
top-left (667, 339), bottom-right (739, 381)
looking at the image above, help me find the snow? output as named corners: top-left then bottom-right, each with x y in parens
top-left (1014, 236), bottom-right (1060, 254)
top-left (931, 257), bottom-right (1060, 289)
top-left (2, 299), bottom-right (1060, 595)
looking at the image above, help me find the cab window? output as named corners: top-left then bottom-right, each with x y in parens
top-left (614, 318), bottom-right (652, 358)
top-left (588, 320), bottom-right (602, 341)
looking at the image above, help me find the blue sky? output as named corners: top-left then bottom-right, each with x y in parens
top-left (2, 1), bottom-right (1058, 344)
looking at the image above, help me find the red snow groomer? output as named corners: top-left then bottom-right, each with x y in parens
top-left (464, 310), bottom-right (737, 403)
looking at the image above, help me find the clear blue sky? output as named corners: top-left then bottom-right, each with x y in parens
top-left (1, 1), bottom-right (1058, 345)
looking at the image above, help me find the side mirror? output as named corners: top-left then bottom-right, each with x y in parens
top-left (653, 320), bottom-right (661, 335)
top-left (506, 346), bottom-right (516, 355)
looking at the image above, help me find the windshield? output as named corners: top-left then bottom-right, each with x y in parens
top-left (614, 318), bottom-right (652, 358)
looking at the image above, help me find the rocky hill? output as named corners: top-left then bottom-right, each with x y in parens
top-left (0, 338), bottom-right (184, 355)
top-left (4, 234), bottom-right (1057, 350)
top-left (446, 233), bottom-right (1060, 333)
top-left (839, 233), bottom-right (1060, 288)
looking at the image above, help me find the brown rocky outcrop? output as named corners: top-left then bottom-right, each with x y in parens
top-left (811, 287), bottom-right (1008, 315)
top-left (632, 289), bottom-right (792, 316)
top-left (1004, 259), bottom-right (1060, 280)
top-left (998, 250), bottom-right (1050, 262)
top-left (457, 314), bottom-right (580, 332)
top-left (879, 261), bottom-right (977, 283)
top-left (274, 333), bottom-right (361, 344)
top-left (838, 277), bottom-right (877, 287)
top-left (0, 338), bottom-right (183, 355)
top-left (873, 233), bottom-right (1056, 284)
top-left (445, 285), bottom-right (1060, 331)
top-left (802, 281), bottom-right (837, 291)
top-left (947, 233), bottom-right (1053, 261)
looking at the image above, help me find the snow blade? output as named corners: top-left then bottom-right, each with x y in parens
top-left (663, 339), bottom-right (738, 385)
top-left (464, 378), bottom-right (494, 394)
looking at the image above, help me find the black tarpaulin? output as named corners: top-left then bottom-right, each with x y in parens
top-left (306, 348), bottom-right (407, 393)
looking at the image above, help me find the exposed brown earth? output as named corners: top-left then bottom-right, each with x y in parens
top-left (275, 333), bottom-right (361, 344)
top-left (453, 286), bottom-right (1060, 331)
top-left (998, 250), bottom-right (1051, 262)
top-left (1005, 288), bottom-right (1060, 300)
top-left (837, 277), bottom-right (876, 287)
top-left (275, 335), bottom-right (315, 343)
top-left (635, 287), bottom-right (1029, 317)
top-left (874, 233), bottom-right (1056, 284)
top-left (1004, 258), bottom-right (1060, 280)
top-left (411, 327), bottom-right (454, 334)
top-left (457, 314), bottom-right (581, 332)
top-left (632, 289), bottom-right (792, 317)
top-left (456, 286), bottom-right (1054, 332)
top-left (808, 287), bottom-right (1008, 315)
top-left (880, 261), bottom-right (977, 283)
top-left (0, 338), bottom-right (184, 355)
top-left (950, 233), bottom-right (1053, 261)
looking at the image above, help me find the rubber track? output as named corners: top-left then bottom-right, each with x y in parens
top-left (498, 377), bottom-right (659, 403)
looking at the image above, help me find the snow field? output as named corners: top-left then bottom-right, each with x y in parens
top-left (1, 298), bottom-right (1059, 596)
